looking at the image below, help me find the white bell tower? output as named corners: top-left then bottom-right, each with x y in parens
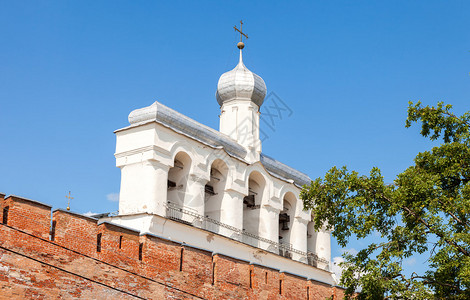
top-left (216, 23), bottom-right (267, 162)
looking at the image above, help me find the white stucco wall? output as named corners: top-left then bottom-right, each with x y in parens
top-left (113, 102), bottom-right (333, 284)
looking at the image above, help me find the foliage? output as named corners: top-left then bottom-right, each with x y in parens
top-left (300, 102), bottom-right (470, 299)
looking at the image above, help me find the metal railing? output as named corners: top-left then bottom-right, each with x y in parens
top-left (165, 202), bottom-right (329, 269)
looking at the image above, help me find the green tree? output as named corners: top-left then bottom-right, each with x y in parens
top-left (300, 102), bottom-right (470, 299)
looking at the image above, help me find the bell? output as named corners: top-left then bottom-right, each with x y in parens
top-left (279, 213), bottom-right (290, 223)
top-left (167, 180), bottom-right (176, 188)
top-left (205, 184), bottom-right (216, 195)
top-left (243, 195), bottom-right (255, 207)
top-left (281, 222), bottom-right (289, 231)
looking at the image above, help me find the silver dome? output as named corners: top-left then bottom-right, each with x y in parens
top-left (216, 51), bottom-right (267, 107)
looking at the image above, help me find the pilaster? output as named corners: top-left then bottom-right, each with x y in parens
top-left (185, 174), bottom-right (209, 217)
top-left (315, 225), bottom-right (332, 270)
top-left (119, 160), bottom-right (170, 217)
top-left (258, 204), bottom-right (281, 253)
top-left (291, 217), bottom-right (309, 262)
top-left (219, 188), bottom-right (245, 239)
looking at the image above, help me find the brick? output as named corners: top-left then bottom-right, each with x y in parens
top-left (0, 195), bottom-right (347, 299)
top-left (3, 195), bottom-right (51, 240)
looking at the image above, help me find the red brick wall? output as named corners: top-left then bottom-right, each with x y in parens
top-left (0, 193), bottom-right (5, 224)
top-left (213, 254), bottom-right (251, 299)
top-left (1, 195), bottom-right (51, 239)
top-left (0, 195), bottom-right (346, 299)
top-left (98, 222), bottom-right (142, 272)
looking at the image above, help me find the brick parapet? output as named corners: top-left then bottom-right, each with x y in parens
top-left (1, 195), bottom-right (51, 240)
top-left (0, 194), bottom-right (347, 299)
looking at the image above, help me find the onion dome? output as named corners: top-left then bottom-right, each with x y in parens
top-left (216, 49), bottom-right (267, 107)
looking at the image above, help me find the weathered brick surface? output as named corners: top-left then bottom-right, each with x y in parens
top-left (252, 263), bottom-right (284, 299)
top-left (0, 248), bottom-right (136, 300)
top-left (2, 195), bottom-right (51, 239)
top-left (98, 222), bottom-right (141, 272)
top-left (52, 209), bottom-right (99, 258)
top-left (213, 254), bottom-right (251, 299)
top-left (283, 272), bottom-right (309, 299)
top-left (0, 195), bottom-right (347, 299)
top-left (0, 193), bottom-right (5, 224)
top-left (333, 286), bottom-right (347, 299)
top-left (0, 222), bottom-right (199, 299)
top-left (180, 245), bottom-right (214, 299)
top-left (141, 234), bottom-right (181, 282)
top-left (309, 279), bottom-right (335, 299)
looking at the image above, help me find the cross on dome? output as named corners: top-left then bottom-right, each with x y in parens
top-left (216, 21), bottom-right (267, 108)
top-left (234, 20), bottom-right (248, 49)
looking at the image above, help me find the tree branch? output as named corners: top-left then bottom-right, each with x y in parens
top-left (441, 110), bottom-right (470, 128)
top-left (438, 199), bottom-right (470, 229)
top-left (411, 275), bottom-right (461, 291)
top-left (382, 195), bottom-right (469, 257)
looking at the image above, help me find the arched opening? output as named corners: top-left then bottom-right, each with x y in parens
top-left (279, 192), bottom-right (296, 258)
top-left (307, 220), bottom-right (317, 266)
top-left (243, 171), bottom-right (265, 246)
top-left (167, 152), bottom-right (192, 208)
top-left (204, 159), bottom-right (228, 225)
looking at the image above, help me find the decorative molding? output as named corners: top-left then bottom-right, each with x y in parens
top-left (261, 204), bottom-right (281, 214)
top-left (294, 216), bottom-right (310, 225)
top-left (115, 145), bottom-right (171, 159)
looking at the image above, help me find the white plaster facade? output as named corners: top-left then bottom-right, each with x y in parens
top-left (105, 48), bottom-right (335, 285)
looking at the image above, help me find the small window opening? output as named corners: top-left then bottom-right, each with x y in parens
top-left (50, 221), bottom-right (57, 241)
top-left (2, 206), bottom-right (9, 225)
top-left (119, 236), bottom-right (123, 249)
top-left (179, 247), bottom-right (184, 271)
top-left (249, 269), bottom-right (253, 289)
top-left (307, 286), bottom-right (310, 300)
top-left (279, 279), bottom-right (283, 295)
top-left (212, 261), bottom-right (216, 285)
top-left (265, 272), bottom-right (268, 284)
top-left (138, 243), bottom-right (143, 261)
top-left (96, 233), bottom-right (102, 252)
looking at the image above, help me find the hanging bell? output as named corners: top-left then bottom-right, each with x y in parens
top-left (281, 222), bottom-right (289, 231)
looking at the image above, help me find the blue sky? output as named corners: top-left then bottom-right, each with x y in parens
top-left (1, 1), bottom-right (469, 280)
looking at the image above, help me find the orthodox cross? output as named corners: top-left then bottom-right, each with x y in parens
top-left (66, 191), bottom-right (73, 211)
top-left (234, 20), bottom-right (248, 42)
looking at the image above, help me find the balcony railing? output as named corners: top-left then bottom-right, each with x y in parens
top-left (165, 201), bottom-right (329, 270)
